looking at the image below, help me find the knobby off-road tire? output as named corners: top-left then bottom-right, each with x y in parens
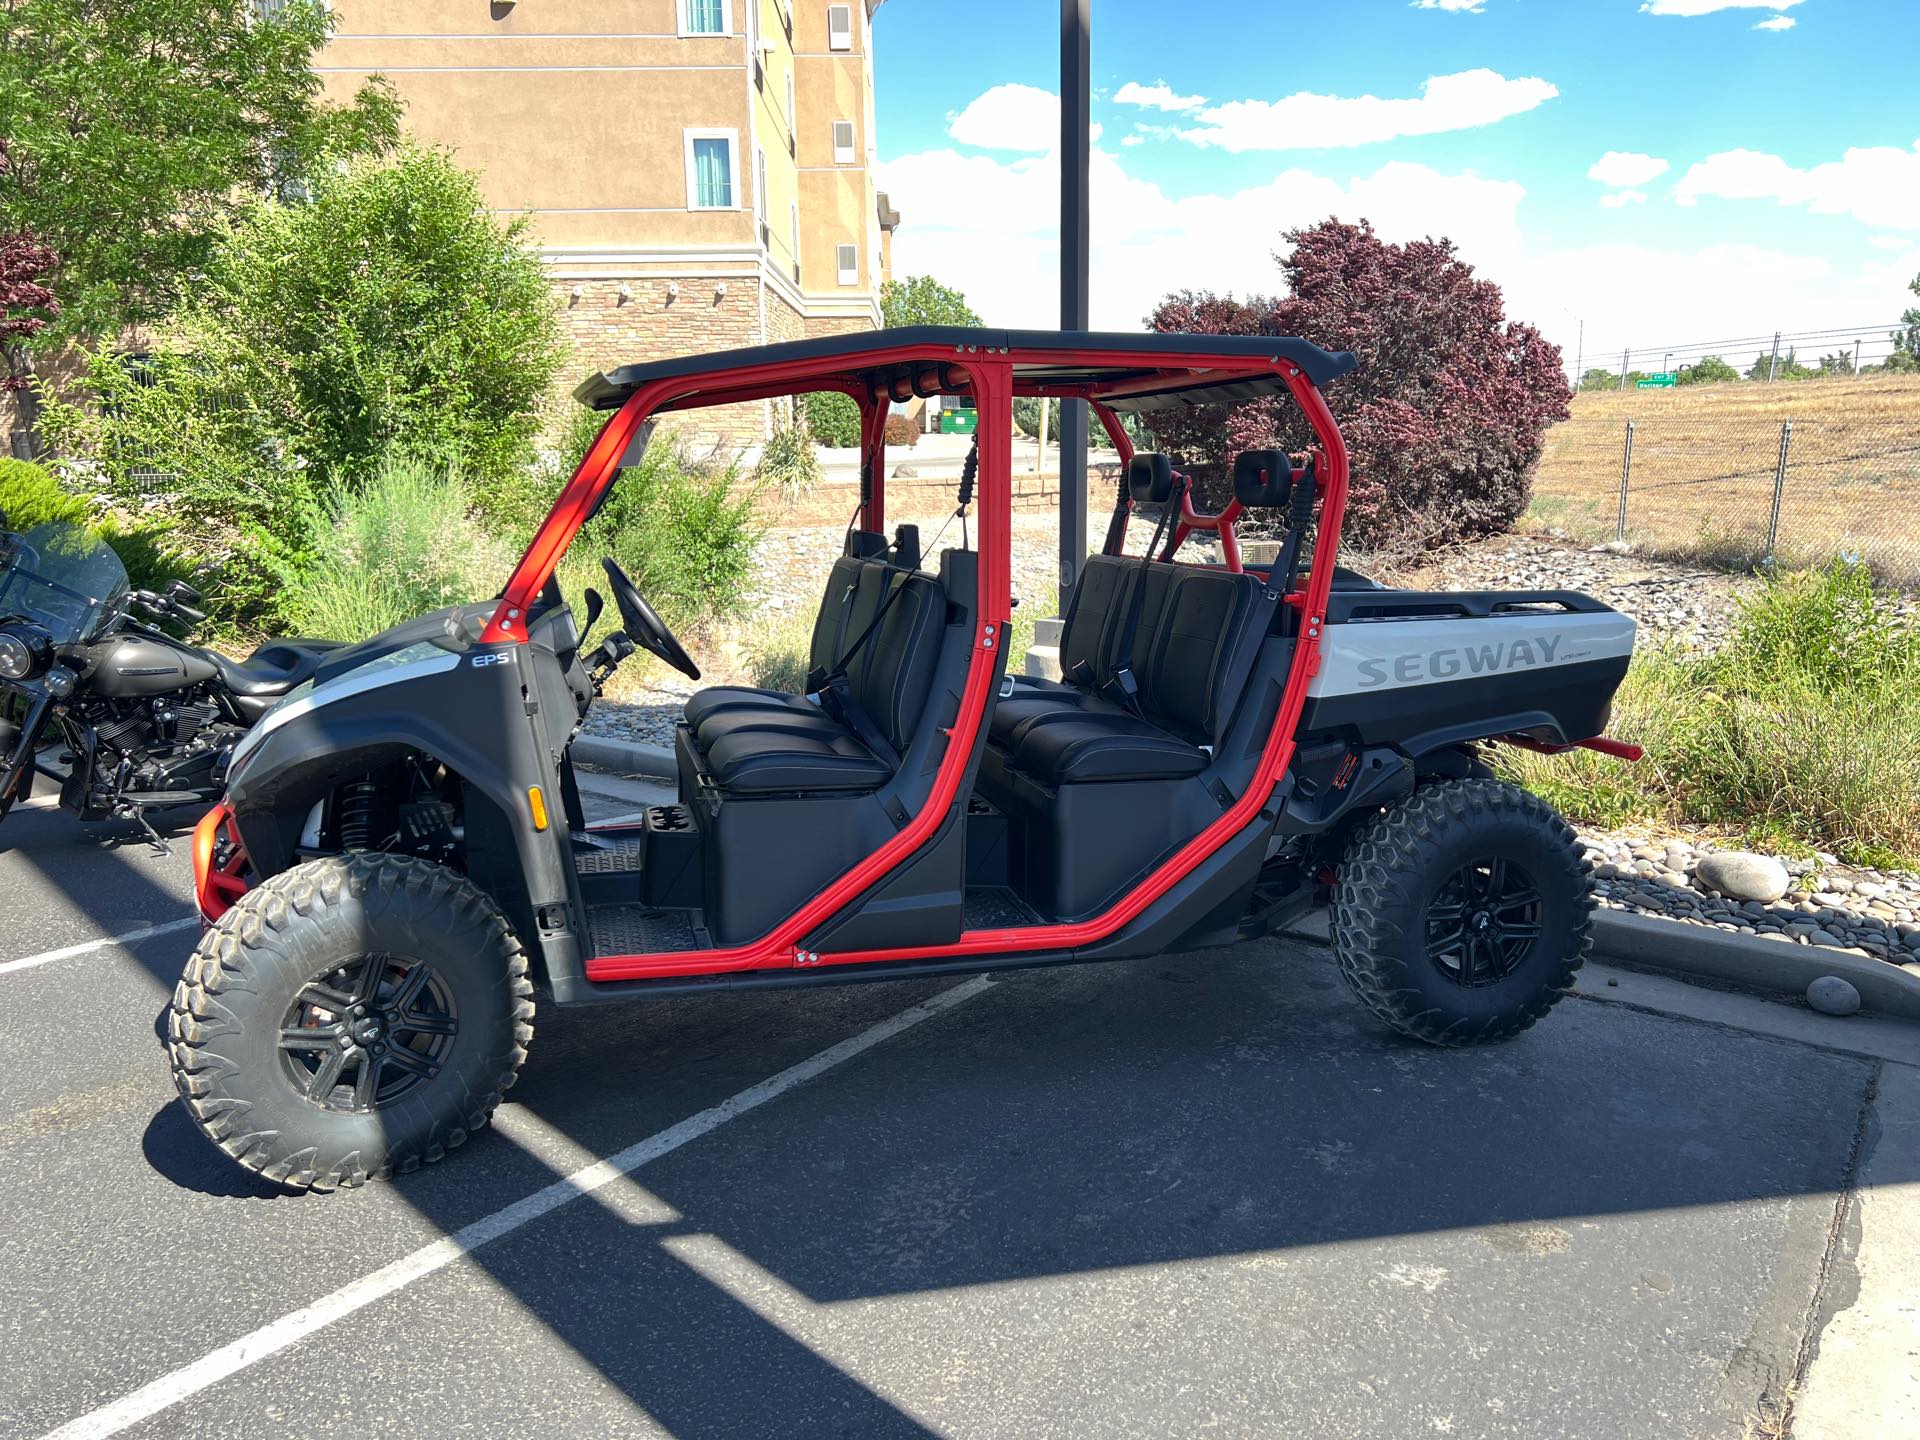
top-left (168, 854), bottom-right (535, 1192)
top-left (1330, 778), bottom-right (1592, 1046)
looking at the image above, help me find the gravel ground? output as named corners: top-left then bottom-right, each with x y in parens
top-left (582, 527), bottom-right (1920, 972)
top-left (1580, 831), bottom-right (1920, 971)
top-left (1410, 534), bottom-right (1749, 650)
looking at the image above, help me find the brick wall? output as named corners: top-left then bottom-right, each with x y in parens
top-left (3, 347), bottom-right (87, 462)
top-left (556, 277), bottom-right (767, 446)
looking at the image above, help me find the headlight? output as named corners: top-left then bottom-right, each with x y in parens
top-left (0, 622), bottom-right (52, 681)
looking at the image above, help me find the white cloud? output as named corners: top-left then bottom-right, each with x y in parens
top-left (1112, 80), bottom-right (1206, 113)
top-left (877, 144), bottom-right (1527, 330)
top-left (1413, 0), bottom-right (1487, 10)
top-left (947, 83), bottom-right (1058, 151)
top-left (1119, 133), bottom-right (1145, 148)
top-left (1588, 151), bottom-right (1670, 187)
top-left (1175, 69), bottom-right (1557, 152)
top-left (1754, 15), bottom-right (1796, 29)
top-left (1600, 190), bottom-right (1648, 208)
top-left (1870, 235), bottom-right (1914, 251)
top-left (1674, 140), bottom-right (1920, 229)
top-left (1640, 0), bottom-right (1800, 15)
top-left (876, 134), bottom-right (1908, 382)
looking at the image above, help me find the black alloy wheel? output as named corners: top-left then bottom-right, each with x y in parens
top-left (1330, 778), bottom-right (1592, 1046)
top-left (279, 954), bottom-right (461, 1113)
top-left (1424, 856), bottom-right (1543, 989)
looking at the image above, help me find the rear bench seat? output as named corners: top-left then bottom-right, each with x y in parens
top-left (985, 556), bottom-right (1264, 790)
top-left (677, 539), bottom-right (949, 795)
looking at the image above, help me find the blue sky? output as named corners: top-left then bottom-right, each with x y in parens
top-left (869, 0), bottom-right (1920, 371)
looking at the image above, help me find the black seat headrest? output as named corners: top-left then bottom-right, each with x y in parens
top-left (1127, 452), bottom-right (1174, 503)
top-left (1232, 450), bottom-right (1295, 508)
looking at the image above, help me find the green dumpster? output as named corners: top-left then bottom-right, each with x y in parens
top-left (938, 407), bottom-right (978, 435)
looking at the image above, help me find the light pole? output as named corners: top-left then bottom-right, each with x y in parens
top-left (1058, 0), bottom-right (1090, 612)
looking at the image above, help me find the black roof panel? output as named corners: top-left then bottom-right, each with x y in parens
top-left (575, 327), bottom-right (1357, 410)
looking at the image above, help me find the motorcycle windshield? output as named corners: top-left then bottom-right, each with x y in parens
top-left (0, 522), bottom-right (130, 646)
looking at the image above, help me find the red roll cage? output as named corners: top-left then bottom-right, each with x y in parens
top-left (489, 330), bottom-right (1356, 985)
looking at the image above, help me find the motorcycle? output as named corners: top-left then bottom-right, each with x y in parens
top-left (0, 516), bottom-right (341, 846)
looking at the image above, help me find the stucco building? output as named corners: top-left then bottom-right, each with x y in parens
top-left (318, 0), bottom-right (898, 437)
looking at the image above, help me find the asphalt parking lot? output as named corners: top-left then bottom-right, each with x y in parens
top-left (1, 777), bottom-right (1912, 1439)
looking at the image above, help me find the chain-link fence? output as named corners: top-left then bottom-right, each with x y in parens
top-left (1523, 373), bottom-right (1920, 587)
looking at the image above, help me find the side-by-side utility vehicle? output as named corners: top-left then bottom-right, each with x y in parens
top-left (168, 329), bottom-right (1640, 1192)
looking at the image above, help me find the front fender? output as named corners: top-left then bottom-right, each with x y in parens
top-left (224, 643), bottom-right (575, 938)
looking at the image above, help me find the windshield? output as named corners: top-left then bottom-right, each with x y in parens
top-left (0, 522), bottom-right (130, 646)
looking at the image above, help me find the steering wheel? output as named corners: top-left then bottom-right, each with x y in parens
top-left (601, 558), bottom-right (700, 681)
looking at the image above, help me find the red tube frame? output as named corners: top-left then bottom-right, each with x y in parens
top-left (1086, 400), bottom-right (1243, 571)
top-left (1501, 733), bottom-right (1644, 762)
top-left (577, 349), bottom-right (1345, 983)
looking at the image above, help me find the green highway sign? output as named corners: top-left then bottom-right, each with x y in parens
top-left (1637, 373), bottom-right (1678, 388)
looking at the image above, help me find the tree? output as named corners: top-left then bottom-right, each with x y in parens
top-left (880, 274), bottom-right (983, 329)
top-left (1140, 290), bottom-right (1278, 509)
top-left (1883, 271), bottom-right (1920, 374)
top-left (0, 0), bottom-right (399, 345)
top-left (1578, 367), bottom-right (1619, 392)
top-left (1677, 355), bottom-right (1740, 385)
top-left (1746, 347), bottom-right (1814, 382)
top-left (0, 231), bottom-right (59, 390)
top-left (1147, 222), bottom-right (1571, 549)
top-left (1817, 350), bottom-right (1857, 377)
top-left (42, 147), bottom-right (563, 598)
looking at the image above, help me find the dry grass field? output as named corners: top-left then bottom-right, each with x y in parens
top-left (1525, 371), bottom-right (1920, 584)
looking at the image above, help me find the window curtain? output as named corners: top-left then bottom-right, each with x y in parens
top-left (694, 139), bottom-right (731, 207)
top-left (689, 0), bottom-right (724, 33)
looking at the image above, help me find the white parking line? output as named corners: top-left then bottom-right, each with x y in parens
top-left (0, 917), bottom-right (199, 979)
top-left (38, 974), bottom-right (996, 1440)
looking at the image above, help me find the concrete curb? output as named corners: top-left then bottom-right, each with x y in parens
top-left (571, 734), bottom-right (677, 781)
top-left (1284, 907), bottom-right (1920, 1022)
top-left (1586, 909), bottom-right (1920, 1020)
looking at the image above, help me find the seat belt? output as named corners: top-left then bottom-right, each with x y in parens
top-left (1214, 464), bottom-right (1315, 751)
top-left (1103, 474), bottom-right (1186, 714)
top-left (805, 443), bottom-right (976, 753)
top-left (1266, 460), bottom-right (1319, 626)
top-left (1100, 458), bottom-right (1131, 556)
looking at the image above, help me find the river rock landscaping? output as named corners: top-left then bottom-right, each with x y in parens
top-left (1581, 831), bottom-right (1920, 971)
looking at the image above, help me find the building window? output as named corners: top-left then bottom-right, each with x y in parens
top-left (684, 129), bottom-right (738, 209)
top-left (785, 71), bottom-right (797, 141)
top-left (790, 202), bottom-right (800, 267)
top-left (681, 0), bottom-right (730, 37)
top-left (754, 146), bottom-right (768, 228)
top-left (836, 243), bottom-right (858, 286)
top-left (827, 4), bottom-right (852, 51)
top-left (831, 120), bottom-right (856, 164)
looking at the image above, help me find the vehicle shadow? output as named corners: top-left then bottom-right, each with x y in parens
top-left (143, 941), bottom-right (1895, 1437)
top-left (2, 798), bottom-right (206, 994)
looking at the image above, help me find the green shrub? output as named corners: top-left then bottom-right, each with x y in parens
top-left (1712, 558), bottom-right (1920, 694)
top-left (40, 146), bottom-right (563, 617)
top-left (755, 418), bottom-right (822, 500)
top-left (558, 436), bottom-right (761, 633)
top-left (0, 459), bottom-right (91, 529)
top-left (480, 398), bottom-right (610, 543)
top-left (1498, 563), bottom-right (1920, 865)
top-left (744, 611), bottom-right (816, 694)
top-left (800, 391), bottom-right (860, 447)
top-left (283, 453), bottom-right (513, 642)
top-left (1013, 397), bottom-right (1060, 442)
top-left (0, 458), bottom-right (197, 600)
